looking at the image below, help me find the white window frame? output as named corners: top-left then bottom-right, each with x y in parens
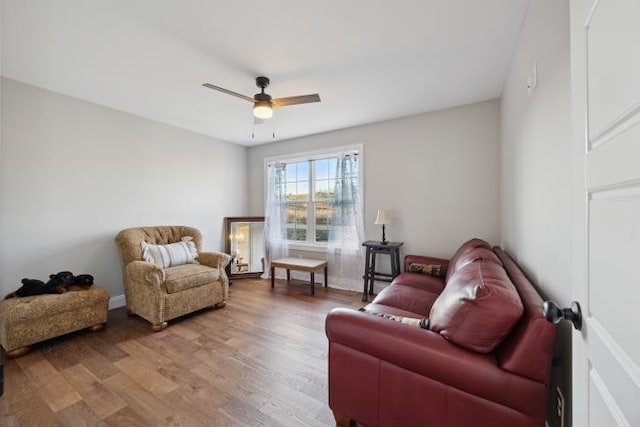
top-left (264, 144), bottom-right (364, 252)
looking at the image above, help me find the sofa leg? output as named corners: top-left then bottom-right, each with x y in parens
top-left (332, 410), bottom-right (353, 427)
top-left (214, 301), bottom-right (227, 309)
top-left (6, 346), bottom-right (30, 359)
top-left (90, 322), bottom-right (106, 332)
top-left (151, 322), bottom-right (168, 332)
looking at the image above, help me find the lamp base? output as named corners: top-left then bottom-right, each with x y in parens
top-left (380, 224), bottom-right (388, 245)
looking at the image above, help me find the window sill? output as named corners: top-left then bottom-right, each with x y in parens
top-left (287, 242), bottom-right (328, 253)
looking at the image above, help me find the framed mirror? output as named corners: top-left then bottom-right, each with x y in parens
top-left (224, 216), bottom-right (265, 279)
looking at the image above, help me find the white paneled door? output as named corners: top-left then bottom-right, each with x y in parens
top-left (571, 0), bottom-right (640, 426)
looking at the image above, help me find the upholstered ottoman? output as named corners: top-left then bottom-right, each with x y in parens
top-left (0, 285), bottom-right (109, 358)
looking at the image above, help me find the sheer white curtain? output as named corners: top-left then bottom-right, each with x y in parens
top-left (326, 151), bottom-right (364, 287)
top-left (262, 162), bottom-right (288, 279)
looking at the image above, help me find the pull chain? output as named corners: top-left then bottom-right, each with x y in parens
top-left (250, 113), bottom-right (275, 139)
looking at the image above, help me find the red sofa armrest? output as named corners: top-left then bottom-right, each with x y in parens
top-left (404, 255), bottom-right (450, 273)
top-left (326, 308), bottom-right (548, 418)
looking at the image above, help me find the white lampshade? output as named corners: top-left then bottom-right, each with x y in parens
top-left (253, 101), bottom-right (273, 119)
top-left (375, 209), bottom-right (391, 225)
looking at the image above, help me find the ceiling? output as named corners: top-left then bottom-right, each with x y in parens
top-left (1, 0), bottom-right (528, 146)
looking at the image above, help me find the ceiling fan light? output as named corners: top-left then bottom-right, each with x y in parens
top-left (253, 101), bottom-right (273, 119)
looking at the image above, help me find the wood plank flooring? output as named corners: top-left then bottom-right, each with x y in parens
top-left (0, 278), bottom-right (364, 426)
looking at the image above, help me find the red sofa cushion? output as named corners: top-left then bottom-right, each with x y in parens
top-left (368, 282), bottom-right (439, 317)
top-left (392, 272), bottom-right (445, 294)
top-left (448, 247), bottom-right (503, 275)
top-left (447, 248), bottom-right (502, 281)
top-left (363, 303), bottom-right (431, 319)
top-left (494, 247), bottom-right (557, 384)
top-left (429, 260), bottom-right (524, 353)
top-left (445, 238), bottom-right (492, 281)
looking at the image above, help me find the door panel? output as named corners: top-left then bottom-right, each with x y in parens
top-left (589, 189), bottom-right (640, 361)
top-left (589, 371), bottom-right (625, 426)
top-left (587, 0), bottom-right (640, 140)
top-left (589, 319), bottom-right (640, 423)
top-left (573, 0), bottom-right (640, 425)
top-left (587, 120), bottom-right (640, 188)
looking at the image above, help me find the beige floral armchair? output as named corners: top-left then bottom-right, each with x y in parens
top-left (115, 226), bottom-right (231, 331)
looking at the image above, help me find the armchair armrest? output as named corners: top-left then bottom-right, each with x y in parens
top-left (404, 255), bottom-right (450, 273)
top-left (198, 251), bottom-right (232, 270)
top-left (198, 251), bottom-right (232, 299)
top-left (125, 261), bottom-right (166, 290)
top-left (326, 308), bottom-right (547, 416)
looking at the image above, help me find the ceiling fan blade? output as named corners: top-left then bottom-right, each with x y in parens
top-left (202, 83), bottom-right (255, 103)
top-left (272, 94), bottom-right (321, 107)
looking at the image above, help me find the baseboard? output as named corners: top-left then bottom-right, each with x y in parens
top-left (109, 294), bottom-right (126, 310)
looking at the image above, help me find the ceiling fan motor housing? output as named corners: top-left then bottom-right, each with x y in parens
top-left (254, 92), bottom-right (272, 102)
top-left (256, 76), bottom-right (270, 90)
top-left (254, 77), bottom-right (273, 119)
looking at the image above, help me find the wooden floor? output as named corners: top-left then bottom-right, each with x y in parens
top-left (0, 279), bottom-right (364, 427)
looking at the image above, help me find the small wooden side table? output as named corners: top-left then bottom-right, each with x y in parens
top-left (362, 240), bottom-right (404, 301)
top-left (270, 257), bottom-right (328, 296)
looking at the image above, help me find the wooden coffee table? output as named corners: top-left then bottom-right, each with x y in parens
top-left (270, 257), bottom-right (328, 295)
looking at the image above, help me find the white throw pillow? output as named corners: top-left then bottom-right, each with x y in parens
top-left (141, 236), bottom-right (198, 268)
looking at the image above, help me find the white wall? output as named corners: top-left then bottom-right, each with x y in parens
top-left (248, 100), bottom-right (500, 291)
top-left (0, 78), bottom-right (247, 300)
top-left (499, 1), bottom-right (571, 425)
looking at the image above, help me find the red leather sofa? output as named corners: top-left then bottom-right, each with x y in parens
top-left (325, 238), bottom-right (556, 427)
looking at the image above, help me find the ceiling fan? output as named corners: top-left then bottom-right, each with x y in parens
top-left (202, 76), bottom-right (321, 120)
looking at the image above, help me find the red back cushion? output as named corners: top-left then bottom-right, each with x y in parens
top-left (447, 247), bottom-right (502, 277)
top-left (445, 238), bottom-right (492, 282)
top-left (429, 260), bottom-right (523, 353)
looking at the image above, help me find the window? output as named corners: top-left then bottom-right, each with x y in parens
top-left (267, 148), bottom-right (361, 247)
top-left (283, 157), bottom-right (339, 243)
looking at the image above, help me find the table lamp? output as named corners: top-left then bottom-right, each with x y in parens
top-left (375, 209), bottom-right (391, 245)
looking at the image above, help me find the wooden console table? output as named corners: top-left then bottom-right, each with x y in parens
top-left (270, 257), bottom-right (328, 296)
top-left (362, 240), bottom-right (403, 301)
